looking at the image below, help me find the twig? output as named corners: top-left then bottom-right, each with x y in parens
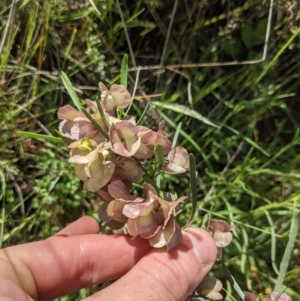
top-left (120, 58), bottom-right (269, 72)
top-left (116, 0), bottom-right (136, 69)
top-left (159, 0), bottom-right (179, 69)
top-left (111, 0), bottom-right (274, 73)
top-left (262, 0), bottom-right (274, 61)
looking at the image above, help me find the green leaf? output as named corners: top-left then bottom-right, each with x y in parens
top-left (255, 26), bottom-right (300, 84)
top-left (254, 18), bottom-right (268, 42)
top-left (172, 122), bottom-right (182, 148)
top-left (154, 144), bottom-right (164, 170)
top-left (222, 37), bottom-right (242, 57)
top-left (155, 102), bottom-right (269, 156)
top-left (240, 23), bottom-right (254, 49)
top-left (81, 108), bottom-right (109, 140)
top-left (131, 66), bottom-right (140, 101)
top-left (258, 293), bottom-right (265, 301)
top-left (88, 0), bottom-right (102, 17)
top-left (95, 98), bottom-right (110, 128)
top-left (142, 173), bottom-right (160, 195)
top-left (126, 66), bottom-right (140, 115)
top-left (265, 211), bottom-right (279, 275)
top-left (247, 49), bottom-right (257, 60)
top-left (60, 71), bottom-right (82, 111)
top-left (272, 288), bottom-right (286, 301)
top-left (152, 102), bottom-right (220, 129)
top-left (222, 262), bottom-right (246, 301)
top-left (224, 124), bottom-right (270, 157)
top-left (120, 54), bottom-right (128, 88)
top-left (183, 154), bottom-right (197, 229)
top-left (18, 131), bottom-right (63, 143)
top-left (274, 211), bottom-right (299, 293)
top-left (137, 101), bottom-right (151, 125)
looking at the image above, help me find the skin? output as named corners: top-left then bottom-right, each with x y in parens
top-left (0, 216), bottom-right (217, 301)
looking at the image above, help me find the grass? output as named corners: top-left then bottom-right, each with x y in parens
top-left (0, 0), bottom-right (299, 300)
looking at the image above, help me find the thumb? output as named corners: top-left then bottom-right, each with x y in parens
top-left (85, 228), bottom-right (217, 301)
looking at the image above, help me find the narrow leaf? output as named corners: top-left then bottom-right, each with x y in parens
top-left (131, 66), bottom-right (140, 101)
top-left (265, 210), bottom-right (279, 275)
top-left (224, 124), bottom-right (270, 156)
top-left (274, 211), bottom-right (299, 292)
top-left (272, 287), bottom-right (286, 301)
top-left (152, 102), bottom-right (220, 129)
top-left (142, 173), bottom-right (160, 195)
top-left (222, 262), bottom-right (246, 301)
top-left (96, 97), bottom-right (110, 128)
top-left (158, 111), bottom-right (213, 171)
top-left (18, 131), bottom-right (63, 143)
top-left (61, 71), bottom-right (82, 111)
top-left (222, 37), bottom-right (242, 57)
top-left (183, 154), bottom-right (197, 229)
top-left (254, 17), bottom-right (268, 41)
top-left (88, 0), bottom-right (102, 17)
top-left (82, 108), bottom-right (109, 140)
top-left (126, 66), bottom-right (141, 115)
top-left (137, 101), bottom-right (151, 125)
top-left (154, 144), bottom-right (164, 170)
top-left (120, 54), bottom-right (128, 88)
top-left (172, 122), bottom-right (182, 148)
top-left (240, 23), bottom-right (254, 49)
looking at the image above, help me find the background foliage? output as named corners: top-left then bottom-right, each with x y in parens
top-left (0, 0), bottom-right (299, 300)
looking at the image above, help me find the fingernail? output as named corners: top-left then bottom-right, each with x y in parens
top-left (184, 229), bottom-right (217, 267)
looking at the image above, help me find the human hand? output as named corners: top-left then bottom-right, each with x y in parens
top-left (0, 216), bottom-right (217, 301)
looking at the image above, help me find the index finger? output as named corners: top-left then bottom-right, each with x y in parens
top-left (0, 217), bottom-right (152, 301)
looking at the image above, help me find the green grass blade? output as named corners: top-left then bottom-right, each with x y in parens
top-left (222, 261), bottom-right (246, 301)
top-left (88, 0), bottom-right (102, 17)
top-left (183, 154), bottom-right (197, 229)
top-left (240, 227), bottom-right (249, 274)
top-left (18, 131), bottom-right (63, 143)
top-left (154, 144), bottom-right (164, 170)
top-left (274, 211), bottom-right (299, 292)
top-left (95, 98), bottom-right (110, 128)
top-left (136, 101), bottom-right (151, 125)
top-left (62, 27), bottom-right (77, 70)
top-left (82, 108), bottom-right (109, 140)
top-left (153, 103), bottom-right (269, 157)
top-left (172, 122), bottom-right (182, 148)
top-left (272, 288), bottom-right (286, 301)
top-left (152, 102), bottom-right (220, 129)
top-left (224, 124), bottom-right (270, 157)
top-left (131, 66), bottom-right (140, 101)
top-left (255, 27), bottom-right (300, 84)
top-left (120, 54), bottom-right (128, 88)
top-left (158, 111), bottom-right (213, 171)
top-left (126, 66), bottom-right (140, 115)
top-left (61, 71), bottom-right (82, 111)
top-left (265, 210), bottom-right (279, 275)
top-left (143, 173), bottom-right (160, 195)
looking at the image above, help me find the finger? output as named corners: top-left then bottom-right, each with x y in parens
top-left (85, 228), bottom-right (217, 301)
top-left (0, 232), bottom-right (151, 301)
top-left (54, 216), bottom-right (100, 237)
top-left (0, 275), bottom-right (34, 301)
